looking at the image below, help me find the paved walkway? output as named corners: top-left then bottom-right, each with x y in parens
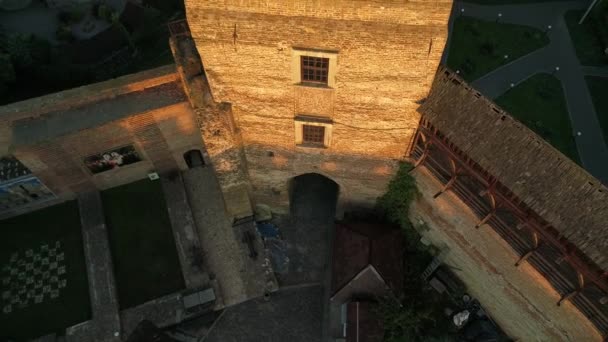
top-left (204, 285), bottom-right (323, 342)
top-left (66, 192), bottom-right (121, 342)
top-left (445, 1), bottom-right (608, 184)
top-left (161, 173), bottom-right (209, 289)
top-left (182, 166), bottom-right (277, 308)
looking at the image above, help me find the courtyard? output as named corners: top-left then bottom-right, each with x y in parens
top-left (102, 179), bottom-right (185, 309)
top-left (0, 201), bottom-right (91, 341)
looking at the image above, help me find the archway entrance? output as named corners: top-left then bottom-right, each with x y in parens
top-left (289, 173), bottom-right (339, 220)
top-left (276, 173), bottom-right (338, 287)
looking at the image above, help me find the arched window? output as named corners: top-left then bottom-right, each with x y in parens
top-left (183, 150), bottom-right (205, 169)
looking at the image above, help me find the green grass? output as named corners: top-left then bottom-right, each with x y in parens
top-left (586, 76), bottom-right (608, 145)
top-left (565, 10), bottom-right (608, 66)
top-left (102, 179), bottom-right (184, 309)
top-left (0, 201), bottom-right (91, 341)
top-left (495, 73), bottom-right (580, 163)
top-left (447, 16), bottom-right (549, 82)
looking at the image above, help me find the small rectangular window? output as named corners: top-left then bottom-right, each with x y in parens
top-left (301, 56), bottom-right (329, 85)
top-left (302, 125), bottom-right (325, 145)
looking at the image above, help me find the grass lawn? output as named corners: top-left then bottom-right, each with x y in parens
top-left (102, 179), bottom-right (184, 309)
top-left (0, 201), bottom-right (91, 341)
top-left (447, 16), bottom-right (549, 82)
top-left (495, 73), bottom-right (581, 163)
top-left (586, 76), bottom-right (608, 145)
top-left (564, 10), bottom-right (608, 66)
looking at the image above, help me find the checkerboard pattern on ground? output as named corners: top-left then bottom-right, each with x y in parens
top-left (1, 241), bottom-right (67, 314)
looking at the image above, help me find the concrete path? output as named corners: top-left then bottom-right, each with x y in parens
top-left (182, 166), bottom-right (276, 308)
top-left (66, 192), bottom-right (121, 342)
top-left (445, 1), bottom-right (608, 184)
top-left (161, 173), bottom-right (209, 289)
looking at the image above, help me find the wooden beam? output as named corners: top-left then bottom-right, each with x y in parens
top-left (475, 210), bottom-right (495, 229)
top-left (417, 125), bottom-right (608, 294)
top-left (515, 232), bottom-right (540, 267)
top-left (434, 159), bottom-right (458, 198)
top-left (557, 289), bottom-right (581, 306)
top-left (515, 249), bottom-right (537, 267)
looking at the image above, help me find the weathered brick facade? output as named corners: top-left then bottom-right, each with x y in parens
top-left (184, 0), bottom-right (452, 214)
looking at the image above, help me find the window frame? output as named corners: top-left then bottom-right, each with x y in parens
top-left (300, 56), bottom-right (330, 85)
top-left (302, 124), bottom-right (326, 146)
top-left (294, 115), bottom-right (333, 149)
top-left (292, 48), bottom-right (338, 88)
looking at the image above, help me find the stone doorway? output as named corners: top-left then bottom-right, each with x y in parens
top-left (288, 173), bottom-right (339, 220)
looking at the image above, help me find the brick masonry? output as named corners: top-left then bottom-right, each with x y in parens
top-left (184, 0), bottom-right (452, 214)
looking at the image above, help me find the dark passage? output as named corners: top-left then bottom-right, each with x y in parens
top-left (289, 173), bottom-right (339, 220)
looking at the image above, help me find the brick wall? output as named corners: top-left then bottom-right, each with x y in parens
top-left (185, 0), bottom-right (451, 213)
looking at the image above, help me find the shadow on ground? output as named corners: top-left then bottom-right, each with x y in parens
top-left (204, 285), bottom-right (323, 342)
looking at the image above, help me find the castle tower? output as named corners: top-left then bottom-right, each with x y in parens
top-left (183, 0), bottom-right (452, 215)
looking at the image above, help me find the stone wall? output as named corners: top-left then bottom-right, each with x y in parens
top-left (184, 0), bottom-right (452, 213)
top-left (0, 67), bottom-right (205, 218)
top-left (13, 103), bottom-right (201, 198)
top-left (170, 36), bottom-right (253, 220)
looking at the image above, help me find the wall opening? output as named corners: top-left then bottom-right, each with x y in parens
top-left (288, 173), bottom-right (339, 220)
top-left (183, 150), bottom-right (205, 169)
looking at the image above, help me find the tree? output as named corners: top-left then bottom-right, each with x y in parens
top-left (0, 53), bottom-right (15, 93)
top-left (1, 33), bottom-right (50, 69)
top-left (376, 162), bottom-right (420, 239)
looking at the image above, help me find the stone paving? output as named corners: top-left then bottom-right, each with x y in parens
top-left (444, 0), bottom-right (608, 184)
top-left (199, 173), bottom-right (337, 342)
top-left (204, 284), bottom-right (324, 342)
top-left (66, 191), bottom-right (121, 342)
top-left (160, 173), bottom-right (209, 289)
top-left (182, 166), bottom-right (277, 308)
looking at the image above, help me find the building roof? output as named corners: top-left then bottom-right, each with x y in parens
top-left (345, 301), bottom-right (384, 342)
top-left (418, 66), bottom-right (608, 271)
top-left (332, 222), bottom-right (403, 295)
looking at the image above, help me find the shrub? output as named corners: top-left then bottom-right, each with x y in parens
top-left (56, 25), bottom-right (75, 43)
top-left (2, 33), bottom-right (50, 69)
top-left (376, 162), bottom-right (419, 233)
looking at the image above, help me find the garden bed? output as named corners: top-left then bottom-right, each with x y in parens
top-left (447, 16), bottom-right (549, 82)
top-left (102, 178), bottom-right (184, 309)
top-left (0, 201), bottom-right (91, 341)
top-left (495, 73), bottom-right (580, 163)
